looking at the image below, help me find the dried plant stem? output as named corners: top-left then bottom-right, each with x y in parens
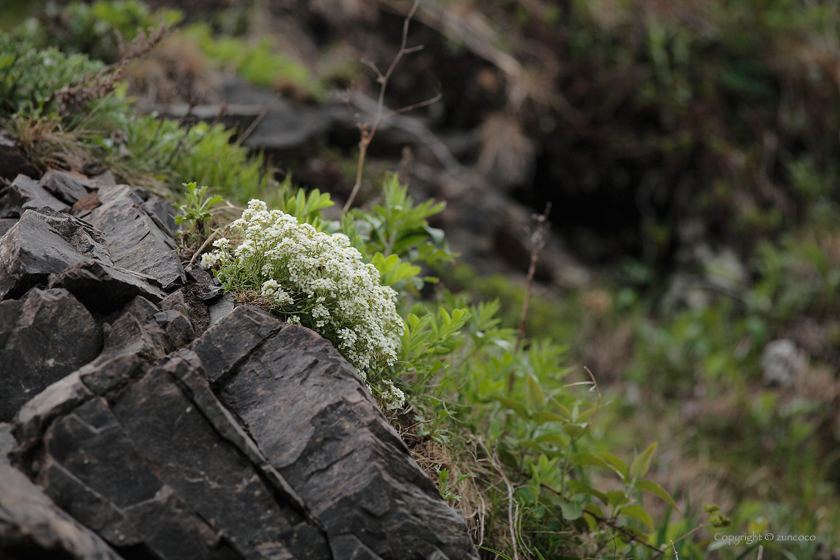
top-left (507, 202), bottom-right (551, 392)
top-left (237, 94), bottom-right (279, 146)
top-left (343, 0), bottom-right (440, 212)
top-left (188, 228), bottom-right (220, 267)
top-left (491, 448), bottom-right (520, 560)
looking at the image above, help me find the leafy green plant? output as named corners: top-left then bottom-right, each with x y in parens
top-left (435, 466), bottom-right (474, 502)
top-left (175, 181), bottom-right (222, 240)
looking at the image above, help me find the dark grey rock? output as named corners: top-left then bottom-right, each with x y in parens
top-left (89, 171), bottom-right (117, 188)
top-left (155, 308), bottom-right (196, 347)
top-left (0, 422), bottom-right (15, 460)
top-left (112, 355), bottom-right (329, 560)
top-left (78, 353), bottom-right (147, 397)
top-left (101, 297), bottom-right (170, 360)
top-left (0, 130), bottom-right (38, 180)
top-left (0, 218), bottom-right (16, 238)
top-left (0, 454), bottom-right (124, 560)
top-left (72, 191), bottom-right (102, 215)
top-left (14, 370), bottom-right (93, 443)
top-left (216, 325), bottom-right (479, 560)
top-left (0, 288), bottom-right (101, 422)
top-left (154, 291), bottom-right (197, 346)
top-left (0, 209), bottom-right (113, 299)
top-left (208, 293), bottom-right (235, 325)
top-left (191, 304), bottom-right (282, 385)
top-left (143, 196), bottom-right (179, 237)
top-left (187, 266), bottom-right (223, 302)
top-left (48, 259), bottom-right (165, 313)
top-left (0, 174), bottom-right (69, 218)
top-left (41, 170), bottom-right (90, 205)
top-left (88, 185), bottom-right (185, 291)
top-left (242, 102), bottom-right (332, 160)
top-left (39, 398), bottom-right (218, 558)
top-left (118, 295), bottom-right (161, 324)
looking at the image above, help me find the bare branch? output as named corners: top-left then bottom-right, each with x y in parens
top-left (343, 0), bottom-right (440, 213)
top-left (236, 94), bottom-right (279, 147)
top-left (360, 58), bottom-right (384, 80)
top-left (386, 90), bottom-right (443, 119)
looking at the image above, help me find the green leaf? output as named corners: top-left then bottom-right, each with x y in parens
top-left (619, 505), bottom-right (654, 531)
top-left (562, 423), bottom-right (587, 438)
top-left (606, 490), bottom-right (629, 507)
top-left (630, 442), bottom-right (658, 480)
top-left (583, 504), bottom-right (604, 530)
top-left (597, 452), bottom-right (629, 479)
top-left (635, 480), bottom-right (681, 514)
top-left (566, 480), bottom-right (608, 503)
top-left (532, 410), bottom-right (567, 425)
top-left (559, 500), bottom-right (583, 521)
top-left (490, 395), bottom-right (529, 419)
top-left (571, 451), bottom-right (613, 472)
top-left (526, 375), bottom-right (545, 409)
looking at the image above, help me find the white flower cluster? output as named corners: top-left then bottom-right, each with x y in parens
top-left (202, 200), bottom-right (405, 408)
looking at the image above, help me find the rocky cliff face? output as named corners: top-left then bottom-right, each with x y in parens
top-left (0, 170), bottom-right (478, 560)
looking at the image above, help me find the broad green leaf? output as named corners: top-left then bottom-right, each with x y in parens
top-left (635, 480), bottom-right (681, 514)
top-left (532, 411), bottom-right (567, 425)
top-left (630, 442), bottom-right (658, 480)
top-left (566, 480), bottom-right (608, 503)
top-left (571, 451), bottom-right (613, 471)
top-left (526, 375), bottom-right (545, 409)
top-left (597, 452), bottom-right (629, 479)
top-left (477, 378), bottom-right (505, 398)
top-left (490, 395), bottom-right (529, 419)
top-left (576, 406), bottom-right (599, 423)
top-left (606, 490), bottom-right (629, 507)
top-left (519, 440), bottom-right (547, 454)
top-left (617, 524), bottom-right (651, 544)
top-left (562, 423), bottom-right (587, 438)
top-left (619, 505), bottom-right (654, 531)
top-left (583, 504), bottom-right (604, 530)
top-left (559, 500), bottom-right (583, 520)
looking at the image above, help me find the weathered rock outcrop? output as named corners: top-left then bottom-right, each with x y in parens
top-left (0, 171), bottom-right (479, 560)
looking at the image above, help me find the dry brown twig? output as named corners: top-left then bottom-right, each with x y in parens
top-left (490, 446), bottom-right (520, 560)
top-left (54, 23), bottom-right (172, 117)
top-left (506, 202), bottom-right (552, 392)
top-left (342, 0), bottom-right (441, 212)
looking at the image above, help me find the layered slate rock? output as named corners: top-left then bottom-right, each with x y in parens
top-left (40, 171), bottom-right (91, 205)
top-left (0, 288), bottom-right (101, 422)
top-left (87, 185), bottom-right (185, 291)
top-left (47, 260), bottom-right (165, 314)
top-left (194, 309), bottom-right (479, 560)
top-left (0, 423), bottom-right (124, 560)
top-left (0, 209), bottom-right (113, 299)
top-left (13, 352), bottom-right (331, 560)
top-left (99, 296), bottom-right (171, 360)
top-left (190, 305), bottom-right (282, 386)
top-left (0, 175), bottom-right (69, 218)
top-left (1, 170), bottom-right (478, 559)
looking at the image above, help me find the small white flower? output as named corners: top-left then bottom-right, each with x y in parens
top-left (205, 201), bottom-right (406, 410)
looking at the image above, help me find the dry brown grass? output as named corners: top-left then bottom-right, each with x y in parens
top-left (11, 116), bottom-right (92, 174)
top-left (477, 112), bottom-right (535, 188)
top-left (125, 33), bottom-right (218, 104)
